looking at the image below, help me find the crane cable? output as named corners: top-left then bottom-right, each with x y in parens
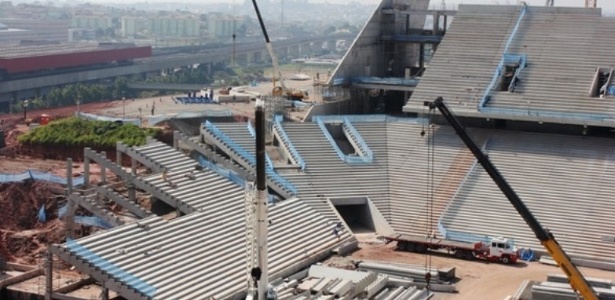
top-left (421, 108), bottom-right (435, 290)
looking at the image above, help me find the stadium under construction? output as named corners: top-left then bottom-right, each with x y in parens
top-left (3, 1), bottom-right (615, 300)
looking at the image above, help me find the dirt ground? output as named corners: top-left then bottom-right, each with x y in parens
top-left (347, 235), bottom-right (615, 300)
top-left (0, 181), bottom-right (67, 265)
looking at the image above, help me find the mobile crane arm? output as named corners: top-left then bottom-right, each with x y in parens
top-left (250, 0), bottom-right (287, 95)
top-left (424, 97), bottom-right (598, 300)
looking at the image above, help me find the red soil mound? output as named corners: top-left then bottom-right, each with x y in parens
top-left (0, 181), bottom-right (66, 264)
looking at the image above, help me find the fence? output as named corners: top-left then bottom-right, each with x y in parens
top-left (76, 112), bottom-right (141, 127)
top-left (0, 169), bottom-right (84, 186)
top-left (56, 205), bottom-right (113, 229)
top-left (273, 115), bottom-right (305, 171)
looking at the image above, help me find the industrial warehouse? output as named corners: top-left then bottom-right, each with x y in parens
top-left (2, 1), bottom-right (615, 300)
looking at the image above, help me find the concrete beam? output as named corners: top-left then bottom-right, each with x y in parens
top-left (49, 245), bottom-right (149, 300)
top-left (96, 186), bottom-right (151, 219)
top-left (351, 82), bottom-right (416, 92)
top-left (116, 142), bottom-right (164, 173)
top-left (69, 194), bottom-right (124, 227)
top-left (0, 268), bottom-right (43, 288)
top-left (53, 277), bottom-right (94, 294)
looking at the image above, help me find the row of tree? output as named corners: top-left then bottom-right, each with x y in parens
top-left (10, 63), bottom-right (267, 113)
top-left (11, 77), bottom-right (135, 113)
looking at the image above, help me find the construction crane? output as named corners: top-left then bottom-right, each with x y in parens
top-left (251, 0), bottom-right (285, 96)
top-left (250, 0), bottom-right (308, 101)
top-left (424, 97), bottom-right (599, 300)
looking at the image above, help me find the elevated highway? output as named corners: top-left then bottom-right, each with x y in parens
top-left (0, 34), bottom-right (353, 103)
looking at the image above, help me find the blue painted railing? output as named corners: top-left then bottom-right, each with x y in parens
top-left (197, 156), bottom-right (275, 203)
top-left (479, 3), bottom-right (528, 108)
top-left (342, 117), bottom-right (374, 163)
top-left (445, 229), bottom-right (491, 244)
top-left (480, 106), bottom-right (614, 122)
top-left (437, 139), bottom-right (490, 239)
top-left (247, 121), bottom-right (275, 170)
top-left (315, 117), bottom-right (371, 164)
top-left (273, 115), bottom-right (306, 171)
top-left (315, 117), bottom-right (346, 162)
top-left (66, 239), bottom-right (156, 297)
top-left (314, 114), bottom-right (426, 124)
top-left (507, 55), bottom-right (527, 92)
top-left (205, 121), bottom-right (297, 195)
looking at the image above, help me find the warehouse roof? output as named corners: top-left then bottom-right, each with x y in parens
top-left (0, 42), bottom-right (140, 59)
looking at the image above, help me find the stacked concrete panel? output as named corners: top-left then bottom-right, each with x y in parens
top-left (440, 130), bottom-right (615, 262)
top-left (404, 5), bottom-right (615, 127)
top-left (52, 140), bottom-right (349, 299)
top-left (279, 121), bottom-right (390, 222)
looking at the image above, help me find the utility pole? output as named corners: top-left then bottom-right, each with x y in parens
top-left (281, 0), bottom-right (284, 31)
top-left (232, 0), bottom-right (237, 67)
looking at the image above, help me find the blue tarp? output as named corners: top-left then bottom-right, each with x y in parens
top-left (173, 96), bottom-right (217, 104)
top-left (0, 170), bottom-right (84, 186)
top-left (38, 205), bottom-right (46, 223)
top-left (57, 204), bottom-right (113, 228)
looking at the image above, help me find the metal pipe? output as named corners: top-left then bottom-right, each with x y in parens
top-left (255, 99), bottom-right (269, 300)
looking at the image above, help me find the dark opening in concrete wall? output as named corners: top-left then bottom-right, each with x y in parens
top-left (330, 197), bottom-right (375, 233)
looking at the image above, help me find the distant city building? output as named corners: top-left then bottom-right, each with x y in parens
top-left (148, 17), bottom-right (199, 37)
top-left (0, 18), bottom-right (70, 43)
top-left (121, 17), bottom-right (138, 37)
top-left (207, 15), bottom-right (245, 39)
top-left (71, 16), bottom-right (112, 30)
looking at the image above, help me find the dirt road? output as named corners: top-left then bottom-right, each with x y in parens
top-left (350, 238), bottom-right (615, 300)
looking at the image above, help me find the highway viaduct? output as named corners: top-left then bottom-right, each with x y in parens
top-left (0, 34), bottom-right (353, 110)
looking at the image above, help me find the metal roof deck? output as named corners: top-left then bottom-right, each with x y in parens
top-left (0, 43), bottom-right (134, 59)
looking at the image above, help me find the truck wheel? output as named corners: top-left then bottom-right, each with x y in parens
top-left (406, 243), bottom-right (416, 252)
top-left (397, 242), bottom-right (407, 251)
top-left (455, 250), bottom-right (465, 259)
top-left (501, 256), bottom-right (511, 264)
top-left (465, 251), bottom-right (474, 260)
top-left (415, 244), bottom-right (426, 253)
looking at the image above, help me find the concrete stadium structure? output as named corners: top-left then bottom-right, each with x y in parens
top-left (43, 1), bottom-right (615, 299)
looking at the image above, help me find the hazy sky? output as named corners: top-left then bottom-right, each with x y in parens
top-left (71, 0), bottom-right (615, 12)
top-left (308, 0), bottom-right (611, 10)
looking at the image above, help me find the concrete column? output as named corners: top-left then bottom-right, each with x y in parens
top-left (84, 148), bottom-right (90, 187)
top-left (101, 151), bottom-right (107, 184)
top-left (419, 43), bottom-right (425, 69)
top-left (66, 158), bottom-right (73, 195)
top-left (116, 146), bottom-right (122, 167)
top-left (101, 285), bottom-right (109, 300)
top-left (173, 131), bottom-right (179, 149)
top-left (45, 248), bottom-right (53, 300)
top-left (129, 158), bottom-right (136, 202)
top-left (433, 12), bottom-right (440, 36)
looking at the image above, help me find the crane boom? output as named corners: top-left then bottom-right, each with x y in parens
top-left (424, 97), bottom-right (598, 300)
top-left (251, 0), bottom-right (286, 93)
